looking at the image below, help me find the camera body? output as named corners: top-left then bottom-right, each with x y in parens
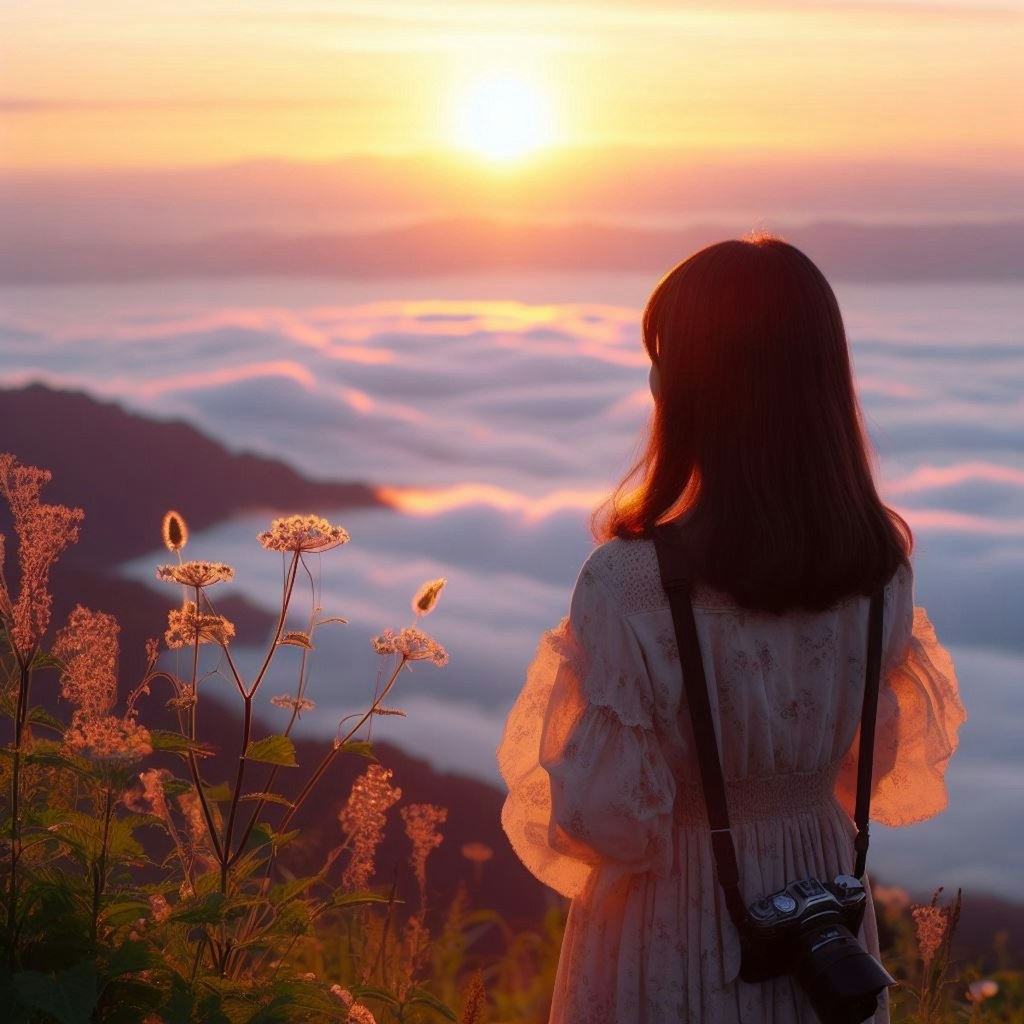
top-left (740, 874), bottom-right (894, 1024)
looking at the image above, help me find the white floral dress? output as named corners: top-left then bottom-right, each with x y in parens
top-left (497, 537), bottom-right (966, 1024)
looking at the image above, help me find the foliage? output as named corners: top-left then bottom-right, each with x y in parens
top-left (1, 453), bottom-right (1021, 1023)
top-left (0, 455), bottom-right (457, 1022)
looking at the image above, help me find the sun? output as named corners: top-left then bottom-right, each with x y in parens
top-left (454, 74), bottom-right (553, 163)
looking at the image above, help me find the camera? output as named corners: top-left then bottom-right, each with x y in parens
top-left (739, 874), bottom-right (896, 1024)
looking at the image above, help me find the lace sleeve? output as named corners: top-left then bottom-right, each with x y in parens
top-left (835, 564), bottom-right (967, 826)
top-left (497, 558), bottom-right (676, 899)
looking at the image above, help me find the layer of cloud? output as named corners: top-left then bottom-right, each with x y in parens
top-left (4, 275), bottom-right (1023, 897)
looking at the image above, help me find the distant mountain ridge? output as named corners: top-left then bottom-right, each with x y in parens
top-left (3, 218), bottom-right (1021, 284)
top-left (0, 383), bottom-right (384, 564)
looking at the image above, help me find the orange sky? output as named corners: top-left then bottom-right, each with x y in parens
top-left (2, 1), bottom-right (1022, 172)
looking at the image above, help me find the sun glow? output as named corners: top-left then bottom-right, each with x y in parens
top-left (454, 74), bottom-right (553, 162)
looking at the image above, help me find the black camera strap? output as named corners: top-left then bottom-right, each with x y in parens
top-left (651, 522), bottom-right (884, 932)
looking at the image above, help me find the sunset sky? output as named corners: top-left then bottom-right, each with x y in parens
top-left (2, 1), bottom-right (1023, 900)
top-left (3, 0), bottom-right (1022, 171)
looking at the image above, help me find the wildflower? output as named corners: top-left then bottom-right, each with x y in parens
top-left (329, 987), bottom-right (377, 1024)
top-left (337, 764), bottom-right (402, 891)
top-left (64, 710), bottom-right (152, 762)
top-left (330, 986), bottom-right (353, 1007)
top-left (156, 561), bottom-right (234, 588)
top-left (179, 786), bottom-right (214, 845)
top-left (0, 454), bottom-right (84, 658)
top-left (178, 785), bottom-right (220, 873)
top-left (460, 969), bottom-right (487, 1024)
top-left (401, 802), bottom-right (447, 906)
top-left (54, 605), bottom-right (120, 719)
top-left (148, 893), bottom-right (171, 924)
top-left (165, 601), bottom-right (235, 648)
top-left (400, 912), bottom-right (431, 995)
top-left (461, 842), bottom-right (493, 865)
top-left (911, 888), bottom-right (961, 971)
top-left (125, 768), bottom-right (173, 822)
top-left (161, 510), bottom-right (188, 552)
top-left (270, 693), bottom-right (316, 713)
top-left (166, 688), bottom-right (197, 711)
top-left (371, 627), bottom-right (448, 666)
top-left (872, 885), bottom-right (910, 912)
top-left (258, 514), bottom-right (349, 553)
top-left (966, 979), bottom-right (999, 1003)
top-left (55, 605), bottom-right (151, 762)
top-left (411, 577), bottom-right (447, 617)
top-left (911, 905), bottom-right (946, 970)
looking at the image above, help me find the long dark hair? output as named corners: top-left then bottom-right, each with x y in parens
top-left (593, 235), bottom-right (912, 614)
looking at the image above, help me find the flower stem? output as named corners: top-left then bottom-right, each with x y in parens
top-left (91, 787), bottom-right (113, 945)
top-left (220, 694), bottom-right (253, 893)
top-left (247, 551), bottom-right (301, 699)
top-left (278, 657), bottom-right (407, 836)
top-left (6, 654), bottom-right (30, 966)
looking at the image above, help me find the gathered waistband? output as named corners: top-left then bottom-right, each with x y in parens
top-left (673, 765), bottom-right (841, 826)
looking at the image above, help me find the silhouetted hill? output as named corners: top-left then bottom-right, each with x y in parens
top-left (0, 383), bottom-right (384, 565)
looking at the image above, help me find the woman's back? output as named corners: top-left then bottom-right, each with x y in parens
top-left (497, 236), bottom-right (965, 1023)
top-left (498, 536), bottom-right (964, 1023)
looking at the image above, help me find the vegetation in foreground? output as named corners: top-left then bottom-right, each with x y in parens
top-left (0, 453), bottom-right (1019, 1022)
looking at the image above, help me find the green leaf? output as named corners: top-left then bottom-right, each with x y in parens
top-left (270, 828), bottom-right (301, 850)
top-left (160, 776), bottom-right (195, 798)
top-left (102, 939), bottom-right (154, 979)
top-left (244, 734), bottom-right (297, 767)
top-left (29, 651), bottom-right (61, 672)
top-left (240, 791), bottom-right (294, 808)
top-left (405, 987), bottom-right (458, 1021)
top-left (27, 705), bottom-right (64, 733)
top-left (12, 962), bottom-right (98, 1024)
top-left (336, 740), bottom-right (377, 761)
top-left (100, 899), bottom-right (152, 928)
top-left (353, 984), bottom-right (403, 1010)
top-left (170, 891), bottom-right (227, 925)
top-left (268, 874), bottom-right (327, 907)
top-left (202, 782), bottom-right (233, 802)
top-left (325, 890), bottom-right (400, 913)
top-left (149, 730), bottom-right (215, 757)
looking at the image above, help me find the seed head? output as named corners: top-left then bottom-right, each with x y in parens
top-left (161, 510), bottom-right (188, 552)
top-left (371, 626), bottom-right (448, 666)
top-left (411, 577), bottom-right (447, 617)
top-left (270, 693), bottom-right (316, 713)
top-left (165, 601), bottom-right (235, 648)
top-left (257, 514), bottom-right (349, 553)
top-left (338, 764), bottom-right (402, 891)
top-left (156, 561), bottom-right (234, 588)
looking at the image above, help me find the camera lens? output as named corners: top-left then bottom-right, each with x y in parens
top-left (793, 921), bottom-right (895, 1024)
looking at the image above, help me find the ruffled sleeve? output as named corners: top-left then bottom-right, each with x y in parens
top-left (497, 557), bottom-right (677, 899)
top-left (835, 563), bottom-right (967, 826)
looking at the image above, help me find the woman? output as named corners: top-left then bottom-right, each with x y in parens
top-left (496, 236), bottom-right (966, 1023)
